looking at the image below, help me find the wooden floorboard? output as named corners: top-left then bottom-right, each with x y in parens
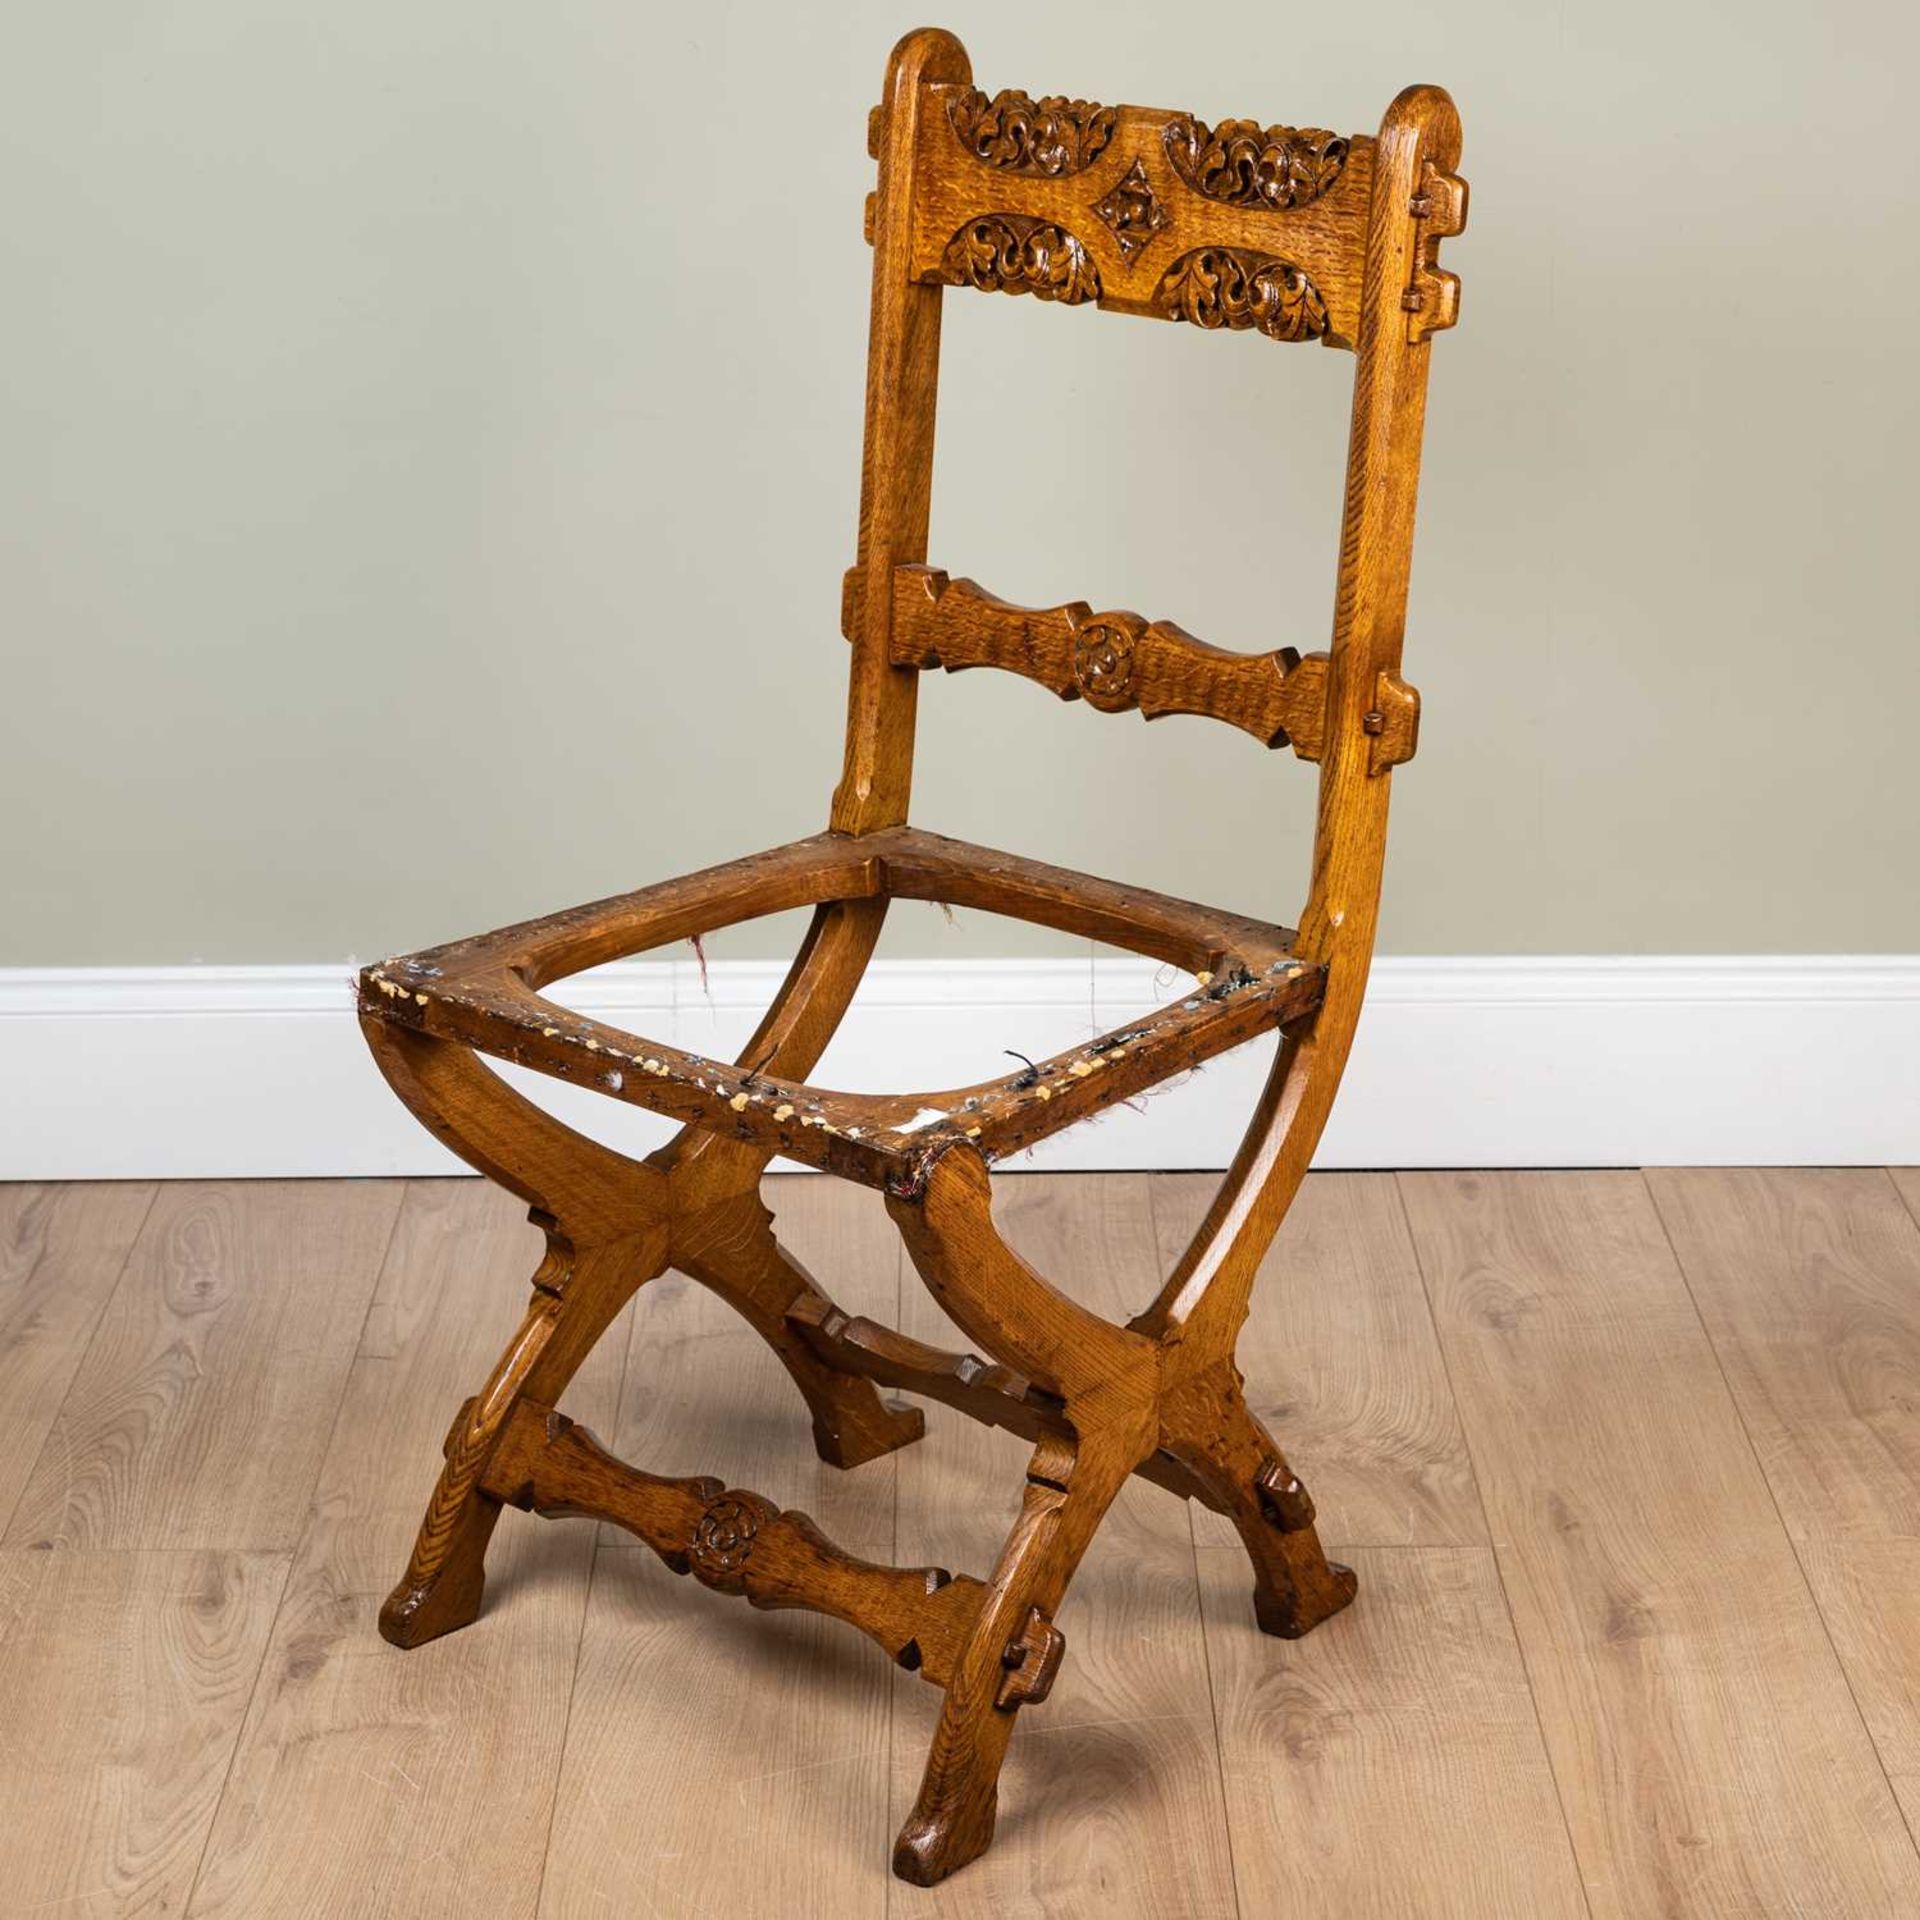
top-left (1195, 1542), bottom-right (1588, 1916)
top-left (5, 1180), bottom-right (403, 1551)
top-left (888, 1175), bottom-right (1239, 1919)
top-left (189, 1181), bottom-right (630, 1919)
top-left (1647, 1167), bottom-right (1920, 1836)
top-left (1400, 1170), bottom-right (1920, 1917)
top-left (4, 1168), bottom-right (1917, 1915)
top-left (1152, 1171), bottom-right (1485, 1549)
top-left (0, 1546), bottom-right (287, 1919)
top-left (0, 1180), bottom-right (155, 1533)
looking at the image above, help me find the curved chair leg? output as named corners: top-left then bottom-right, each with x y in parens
top-left (373, 899), bottom-right (925, 1655)
top-left (660, 898), bottom-right (923, 1467)
top-left (366, 1018), bottom-right (679, 1647)
top-left (1159, 1362), bottom-right (1356, 1637)
top-left (884, 1147), bottom-right (1159, 1884)
top-left (672, 1184), bottom-right (925, 1468)
top-left (892, 1428), bottom-right (1138, 1886)
top-left (380, 1212), bottom-right (671, 1647)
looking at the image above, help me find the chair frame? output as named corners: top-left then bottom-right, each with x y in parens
top-left (357, 27), bottom-right (1466, 1886)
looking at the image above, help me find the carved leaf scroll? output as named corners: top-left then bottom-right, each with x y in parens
top-left (949, 88), bottom-right (1117, 176)
top-left (1155, 247), bottom-right (1328, 342)
top-left (938, 214), bottom-right (1101, 305)
top-left (1162, 115), bottom-right (1348, 208)
top-left (887, 564), bottom-right (1331, 754)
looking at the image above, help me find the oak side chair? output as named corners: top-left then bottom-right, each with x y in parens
top-left (357, 28), bottom-right (1467, 1886)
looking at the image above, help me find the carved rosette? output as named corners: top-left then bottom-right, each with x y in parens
top-left (1090, 157), bottom-right (1168, 261)
top-left (949, 87), bottom-right (1116, 175)
top-left (1155, 248), bottom-right (1328, 343)
top-left (688, 1490), bottom-right (777, 1592)
top-left (939, 215), bottom-right (1101, 305)
top-left (1073, 621), bottom-right (1139, 709)
top-left (1163, 115), bottom-right (1348, 208)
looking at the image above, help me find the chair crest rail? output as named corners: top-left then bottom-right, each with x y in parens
top-left (888, 84), bottom-right (1398, 349)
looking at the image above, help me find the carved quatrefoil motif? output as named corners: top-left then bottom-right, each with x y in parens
top-left (1073, 621), bottom-right (1137, 708)
top-left (691, 1494), bottom-right (766, 1576)
top-left (1090, 157), bottom-right (1168, 261)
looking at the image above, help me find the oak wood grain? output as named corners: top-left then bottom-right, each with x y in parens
top-left (890, 1174), bottom-right (1237, 1916)
top-left (1647, 1167), bottom-right (1920, 1835)
top-left (1152, 1171), bottom-right (1484, 1549)
top-left (1645, 1170), bottom-right (1920, 1542)
top-left (538, 1175), bottom-right (903, 1917)
top-left (0, 1180), bottom-right (155, 1533)
top-left (1794, 1536), bottom-right (1920, 1832)
top-left (0, 1547), bottom-right (285, 1920)
top-left (1195, 1543), bottom-right (1586, 1916)
top-left (1401, 1171), bottom-right (1920, 1916)
top-left (5, 1180), bottom-right (403, 1551)
top-left (188, 1180), bottom-right (630, 1919)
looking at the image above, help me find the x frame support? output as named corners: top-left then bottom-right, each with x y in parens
top-left (364, 904), bottom-right (1355, 1885)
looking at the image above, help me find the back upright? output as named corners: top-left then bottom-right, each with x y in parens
top-left (838, 28), bottom-right (1466, 995)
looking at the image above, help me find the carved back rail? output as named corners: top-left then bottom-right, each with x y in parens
top-left (882, 86), bottom-right (1462, 350)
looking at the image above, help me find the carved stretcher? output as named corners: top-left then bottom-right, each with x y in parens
top-left (356, 29), bottom-right (1467, 1886)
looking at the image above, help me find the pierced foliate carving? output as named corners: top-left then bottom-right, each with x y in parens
top-left (1155, 248), bottom-right (1328, 343)
top-left (948, 88), bottom-right (1117, 175)
top-left (939, 215), bottom-right (1101, 305)
top-left (1090, 157), bottom-right (1169, 262)
top-left (1163, 115), bottom-right (1348, 209)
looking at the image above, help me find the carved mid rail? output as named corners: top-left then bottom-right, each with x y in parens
top-left (483, 1398), bottom-right (991, 1684)
top-left (853, 562), bottom-right (1333, 752)
top-left (845, 565), bottom-right (1422, 768)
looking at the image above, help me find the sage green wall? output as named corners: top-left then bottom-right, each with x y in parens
top-left (5, 2), bottom-right (1915, 965)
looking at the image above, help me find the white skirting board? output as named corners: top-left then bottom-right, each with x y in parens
top-left (1, 956), bottom-right (1915, 1180)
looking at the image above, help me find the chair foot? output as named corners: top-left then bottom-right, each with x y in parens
top-left (1160, 1362), bottom-right (1359, 1640)
top-left (380, 1218), bottom-right (669, 1655)
top-left (893, 1429), bottom-right (1134, 1886)
top-left (892, 1799), bottom-right (997, 1887)
top-left (811, 1393), bottom-right (927, 1470)
top-left (1253, 1555), bottom-right (1358, 1638)
top-left (378, 1499), bottom-right (499, 1648)
top-left (673, 1188), bottom-right (929, 1470)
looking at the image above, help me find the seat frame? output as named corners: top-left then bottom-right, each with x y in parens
top-left (357, 28), bottom-right (1466, 1887)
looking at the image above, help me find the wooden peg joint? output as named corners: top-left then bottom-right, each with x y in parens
top-left (1255, 1456), bottom-right (1317, 1531)
top-left (1403, 158), bottom-right (1469, 341)
top-left (996, 1605), bottom-right (1066, 1709)
top-left (1364, 668), bottom-right (1421, 773)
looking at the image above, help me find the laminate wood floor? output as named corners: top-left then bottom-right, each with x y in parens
top-left (2, 1170), bottom-right (1916, 1917)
